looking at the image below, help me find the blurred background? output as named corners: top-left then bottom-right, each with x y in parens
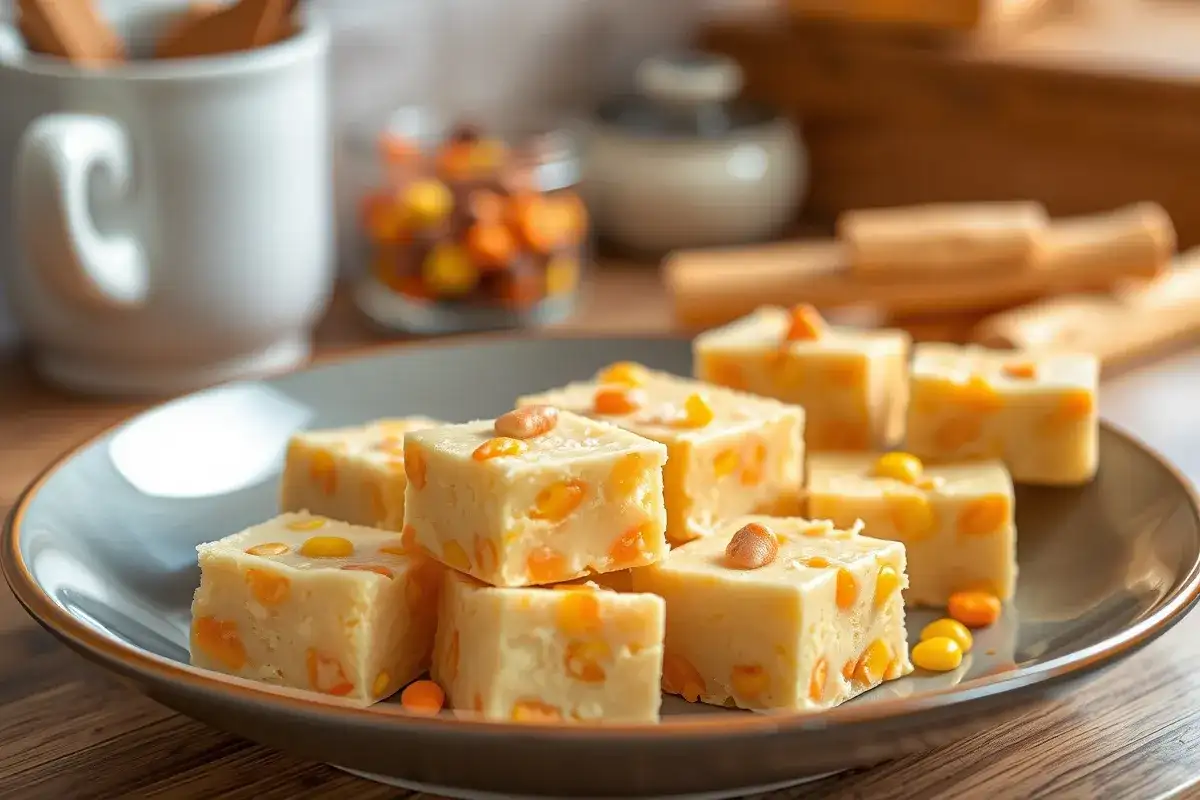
top-left (2, 0), bottom-right (1199, 392)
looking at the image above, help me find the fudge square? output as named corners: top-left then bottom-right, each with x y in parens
top-left (280, 417), bottom-right (441, 531)
top-left (631, 516), bottom-right (913, 712)
top-left (518, 365), bottom-right (805, 544)
top-left (693, 305), bottom-right (910, 452)
top-left (403, 409), bottom-right (668, 587)
top-left (905, 344), bottom-right (1099, 485)
top-left (190, 512), bottom-right (442, 706)
top-left (807, 452), bottom-right (1016, 607)
top-left (431, 570), bottom-right (665, 723)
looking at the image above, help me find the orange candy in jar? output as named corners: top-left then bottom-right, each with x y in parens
top-left (356, 120), bottom-right (589, 335)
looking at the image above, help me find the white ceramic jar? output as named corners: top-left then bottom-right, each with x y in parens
top-left (580, 53), bottom-right (806, 255)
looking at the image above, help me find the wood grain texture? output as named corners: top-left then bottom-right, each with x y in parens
top-left (2, 267), bottom-right (1199, 799)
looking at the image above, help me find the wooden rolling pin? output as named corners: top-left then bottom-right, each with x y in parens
top-left (838, 201), bottom-right (1049, 277)
top-left (972, 248), bottom-right (1200, 371)
top-left (666, 210), bottom-right (1174, 329)
top-left (1033, 202), bottom-right (1174, 285)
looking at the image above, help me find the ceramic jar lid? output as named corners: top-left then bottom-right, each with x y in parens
top-left (593, 52), bottom-right (780, 139)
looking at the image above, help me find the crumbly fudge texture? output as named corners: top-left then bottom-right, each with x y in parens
top-left (402, 410), bottom-right (668, 587)
top-left (517, 366), bottom-right (805, 545)
top-left (431, 570), bottom-right (665, 723)
top-left (631, 516), bottom-right (912, 712)
top-left (190, 512), bottom-right (441, 706)
top-left (280, 417), bottom-right (441, 530)
top-left (807, 453), bottom-right (1016, 607)
top-left (905, 344), bottom-right (1099, 485)
top-left (692, 306), bottom-right (909, 452)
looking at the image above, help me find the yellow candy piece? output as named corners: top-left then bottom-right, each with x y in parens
top-left (545, 256), bottom-right (579, 296)
top-left (920, 618), bottom-right (974, 653)
top-left (872, 452), bottom-right (923, 484)
top-left (299, 536), bottom-right (354, 558)
top-left (423, 244), bottom-right (479, 297)
top-left (911, 636), bottom-right (964, 672)
top-left (402, 179), bottom-right (453, 228)
top-left (873, 565), bottom-right (901, 608)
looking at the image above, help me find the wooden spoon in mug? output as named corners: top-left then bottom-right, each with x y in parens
top-left (155, 0), bottom-right (291, 59)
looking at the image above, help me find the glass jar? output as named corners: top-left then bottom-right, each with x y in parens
top-left (353, 118), bottom-right (588, 336)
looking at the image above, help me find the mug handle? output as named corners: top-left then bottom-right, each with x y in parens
top-left (15, 113), bottom-right (150, 311)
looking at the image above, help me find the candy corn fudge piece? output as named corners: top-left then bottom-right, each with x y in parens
top-left (807, 452), bottom-right (1016, 607)
top-left (431, 571), bottom-right (665, 722)
top-left (280, 417), bottom-right (442, 530)
top-left (190, 513), bottom-right (441, 706)
top-left (402, 408), bottom-right (668, 587)
top-left (632, 516), bottom-right (913, 712)
top-left (518, 365), bottom-right (805, 544)
top-left (693, 305), bottom-right (909, 452)
top-left (905, 344), bottom-right (1099, 485)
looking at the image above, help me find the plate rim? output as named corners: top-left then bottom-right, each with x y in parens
top-left (5, 331), bottom-right (1200, 743)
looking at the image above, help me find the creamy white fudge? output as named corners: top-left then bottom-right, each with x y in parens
top-left (905, 344), bottom-right (1099, 485)
top-left (280, 417), bottom-right (441, 530)
top-left (403, 410), bottom-right (668, 587)
top-left (631, 516), bottom-right (913, 712)
top-left (518, 364), bottom-right (805, 544)
top-left (190, 512), bottom-right (441, 705)
top-left (807, 452), bottom-right (1016, 607)
top-left (431, 570), bottom-right (665, 722)
top-left (693, 306), bottom-right (910, 452)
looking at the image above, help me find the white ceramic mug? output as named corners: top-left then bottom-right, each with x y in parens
top-left (0, 12), bottom-right (334, 396)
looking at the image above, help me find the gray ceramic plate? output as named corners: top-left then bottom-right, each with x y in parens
top-left (6, 336), bottom-right (1200, 799)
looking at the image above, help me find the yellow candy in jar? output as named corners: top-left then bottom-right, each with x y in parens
top-left (423, 243), bottom-right (479, 297)
top-left (545, 256), bottom-right (579, 296)
top-left (402, 179), bottom-right (453, 228)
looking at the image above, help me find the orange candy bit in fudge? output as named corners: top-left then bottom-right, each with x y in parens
top-left (872, 452), bottom-right (923, 484)
top-left (306, 649), bottom-right (354, 696)
top-left (246, 541), bottom-right (290, 556)
top-left (512, 699), bottom-right (563, 722)
top-left (556, 590), bottom-right (602, 637)
top-left (441, 540), bottom-right (472, 572)
top-left (807, 658), bottom-right (828, 702)
top-left (404, 442), bottom-right (427, 489)
top-left (1001, 362), bottom-right (1037, 380)
top-left (309, 450), bottom-right (338, 495)
top-left (593, 386), bottom-right (645, 416)
top-left (740, 440), bottom-right (768, 487)
top-left (713, 448), bottom-right (740, 480)
top-left (530, 480), bottom-right (587, 522)
top-left (245, 569), bottom-right (290, 606)
top-left (948, 590), bottom-right (1002, 628)
top-left (474, 535), bottom-right (499, 575)
top-left (801, 556), bottom-right (830, 569)
top-left (192, 616), bottom-right (247, 670)
top-left (400, 680), bottom-right (446, 716)
top-left (606, 453), bottom-right (645, 500)
top-left (495, 405), bottom-right (559, 439)
top-left (784, 303), bottom-right (825, 342)
top-left (465, 222), bottom-right (516, 270)
top-left (854, 639), bottom-right (892, 685)
top-left (675, 394), bottom-right (715, 428)
top-left (597, 361), bottom-right (648, 387)
top-left (874, 565), bottom-right (901, 608)
top-left (526, 547), bottom-right (569, 584)
top-left (957, 495), bottom-right (1009, 536)
top-left (564, 640), bottom-right (610, 683)
top-left (372, 671), bottom-right (391, 697)
top-left (662, 653), bottom-right (706, 702)
top-left (725, 522), bottom-right (779, 570)
top-left (472, 436), bottom-right (529, 461)
top-left (609, 523), bottom-right (650, 567)
top-left (886, 494), bottom-right (937, 541)
top-left (957, 375), bottom-right (1004, 414)
top-left (731, 664), bottom-right (770, 699)
top-left (835, 568), bottom-right (858, 609)
top-left (1055, 389), bottom-right (1095, 421)
top-left (341, 564), bottom-right (395, 579)
top-left (299, 536), bottom-right (355, 558)
top-left (287, 516), bottom-right (327, 532)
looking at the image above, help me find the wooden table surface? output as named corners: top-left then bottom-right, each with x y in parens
top-left (3, 265), bottom-right (1200, 800)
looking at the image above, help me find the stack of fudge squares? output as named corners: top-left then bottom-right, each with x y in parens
top-left (190, 305), bottom-right (1099, 723)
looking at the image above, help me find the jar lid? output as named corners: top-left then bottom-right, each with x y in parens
top-left (593, 52), bottom-right (779, 140)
